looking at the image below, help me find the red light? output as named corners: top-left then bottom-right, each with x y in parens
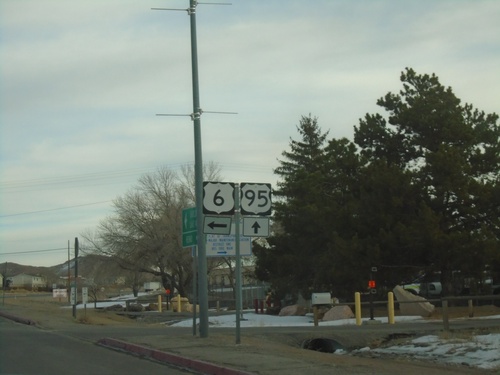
top-left (368, 280), bottom-right (376, 289)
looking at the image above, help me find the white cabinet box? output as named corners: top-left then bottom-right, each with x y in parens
top-left (311, 292), bottom-right (331, 305)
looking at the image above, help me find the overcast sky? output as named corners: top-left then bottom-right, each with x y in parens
top-left (1, 0), bottom-right (499, 268)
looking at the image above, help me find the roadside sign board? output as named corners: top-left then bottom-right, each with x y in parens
top-left (240, 183), bottom-right (272, 216)
top-left (206, 223), bottom-right (251, 257)
top-left (183, 232), bottom-right (197, 248)
top-left (243, 217), bottom-right (270, 237)
top-left (82, 287), bottom-right (88, 304)
top-left (52, 289), bottom-right (67, 298)
top-left (203, 216), bottom-right (232, 235)
top-left (182, 207), bottom-right (197, 247)
top-left (203, 181), bottom-right (235, 215)
top-left (70, 287), bottom-right (76, 305)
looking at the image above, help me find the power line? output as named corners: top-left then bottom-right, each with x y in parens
top-left (0, 200), bottom-right (112, 218)
top-left (0, 248), bottom-right (69, 256)
top-left (1, 162), bottom-right (274, 191)
top-left (0, 162), bottom-right (194, 192)
top-left (0, 162), bottom-right (276, 218)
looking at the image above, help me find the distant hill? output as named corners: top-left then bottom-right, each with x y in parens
top-left (3, 254), bottom-right (157, 289)
top-left (3, 262), bottom-right (56, 280)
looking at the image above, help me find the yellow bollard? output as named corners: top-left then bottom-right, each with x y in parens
top-left (178, 295), bottom-right (182, 313)
top-left (158, 295), bottom-right (162, 313)
top-left (387, 292), bottom-right (395, 324)
top-left (355, 292), bottom-right (362, 326)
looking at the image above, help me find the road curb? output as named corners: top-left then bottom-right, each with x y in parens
top-left (97, 337), bottom-right (255, 375)
top-left (0, 310), bottom-right (37, 326)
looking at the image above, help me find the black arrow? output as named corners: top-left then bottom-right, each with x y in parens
top-left (208, 221), bottom-right (228, 230)
top-left (251, 221), bottom-right (261, 234)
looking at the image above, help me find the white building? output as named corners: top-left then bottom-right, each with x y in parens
top-left (9, 273), bottom-right (47, 291)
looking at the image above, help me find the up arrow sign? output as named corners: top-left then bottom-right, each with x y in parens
top-left (243, 217), bottom-right (270, 237)
top-left (251, 221), bottom-right (261, 234)
top-left (203, 216), bottom-right (232, 235)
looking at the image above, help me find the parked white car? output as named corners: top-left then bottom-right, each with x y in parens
top-left (402, 281), bottom-right (442, 297)
top-left (419, 281), bottom-right (442, 297)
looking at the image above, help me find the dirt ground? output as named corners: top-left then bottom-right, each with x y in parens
top-left (2, 291), bottom-right (500, 375)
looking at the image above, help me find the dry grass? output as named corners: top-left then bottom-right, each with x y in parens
top-left (1, 293), bottom-right (136, 327)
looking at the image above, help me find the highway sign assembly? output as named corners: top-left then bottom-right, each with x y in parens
top-left (197, 180), bottom-right (272, 343)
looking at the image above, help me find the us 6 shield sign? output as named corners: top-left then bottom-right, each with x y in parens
top-left (240, 183), bottom-right (272, 216)
top-left (203, 182), bottom-right (235, 215)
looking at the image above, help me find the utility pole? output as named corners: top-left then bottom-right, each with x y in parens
top-left (153, 0), bottom-right (234, 338)
top-left (188, 0), bottom-right (209, 339)
top-left (67, 240), bottom-right (70, 303)
top-left (72, 237), bottom-right (79, 319)
top-left (2, 262), bottom-right (7, 305)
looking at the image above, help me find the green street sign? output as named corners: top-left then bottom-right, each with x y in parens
top-left (182, 231), bottom-right (197, 248)
top-left (182, 207), bottom-right (197, 247)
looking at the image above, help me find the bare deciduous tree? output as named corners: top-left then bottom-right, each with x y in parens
top-left (83, 164), bottom-right (225, 297)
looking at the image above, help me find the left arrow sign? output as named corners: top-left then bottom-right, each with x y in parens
top-left (208, 221), bottom-right (228, 230)
top-left (203, 216), bottom-right (232, 235)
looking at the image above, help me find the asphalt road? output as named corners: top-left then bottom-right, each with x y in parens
top-left (1, 302), bottom-right (499, 375)
top-left (0, 317), bottom-right (197, 375)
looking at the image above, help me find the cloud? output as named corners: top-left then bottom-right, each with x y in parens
top-left (1, 0), bottom-right (499, 266)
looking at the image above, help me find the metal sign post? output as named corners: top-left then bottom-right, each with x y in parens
top-left (369, 267), bottom-right (377, 320)
top-left (192, 245), bottom-right (197, 336)
top-left (235, 184), bottom-right (242, 344)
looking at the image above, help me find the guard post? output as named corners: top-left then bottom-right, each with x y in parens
top-left (368, 266), bottom-right (377, 320)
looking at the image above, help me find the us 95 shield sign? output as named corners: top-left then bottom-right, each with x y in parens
top-left (240, 183), bottom-right (272, 216)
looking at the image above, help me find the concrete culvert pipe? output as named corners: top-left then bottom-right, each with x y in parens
top-left (301, 338), bottom-right (345, 353)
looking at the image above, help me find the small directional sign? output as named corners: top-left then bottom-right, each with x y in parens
top-left (82, 287), bottom-right (88, 305)
top-left (206, 223), bottom-right (252, 257)
top-left (203, 216), bottom-right (232, 235)
top-left (243, 217), bottom-right (270, 237)
top-left (182, 207), bottom-right (197, 247)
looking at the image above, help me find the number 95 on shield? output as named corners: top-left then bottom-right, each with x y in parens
top-left (240, 183), bottom-right (272, 216)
